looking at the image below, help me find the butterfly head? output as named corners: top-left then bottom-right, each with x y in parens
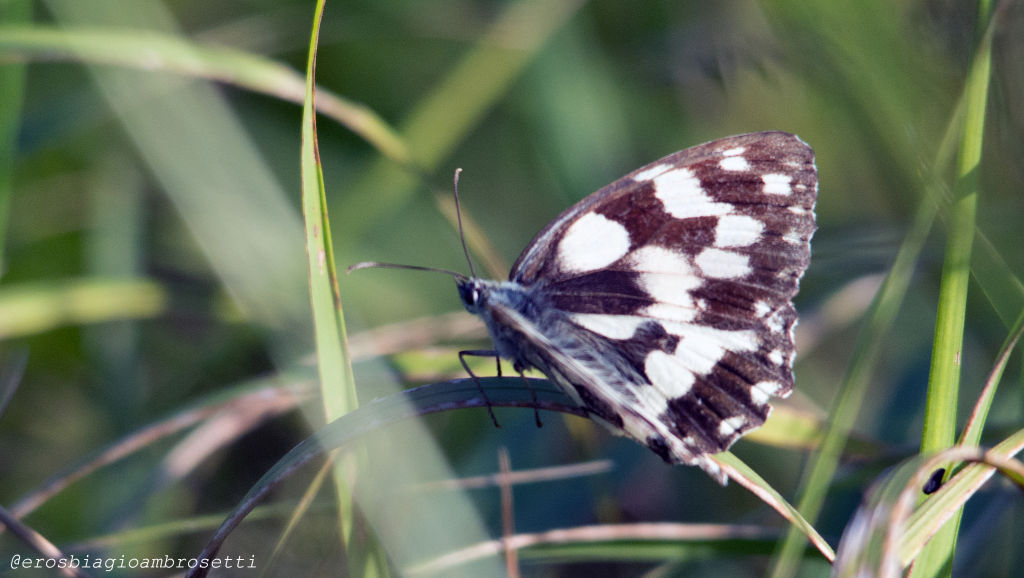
top-left (455, 275), bottom-right (485, 314)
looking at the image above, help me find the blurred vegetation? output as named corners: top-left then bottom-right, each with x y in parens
top-left (1, 0), bottom-right (1023, 576)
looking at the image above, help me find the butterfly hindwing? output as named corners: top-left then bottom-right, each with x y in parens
top-left (459, 131), bottom-right (817, 484)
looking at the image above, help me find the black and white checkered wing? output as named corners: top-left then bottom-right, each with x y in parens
top-left (507, 131), bottom-right (817, 482)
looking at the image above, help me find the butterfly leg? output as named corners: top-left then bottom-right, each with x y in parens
top-left (516, 368), bottom-right (543, 428)
top-left (459, 349), bottom-right (501, 428)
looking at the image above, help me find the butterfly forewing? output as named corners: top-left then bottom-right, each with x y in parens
top-left (499, 131), bottom-right (817, 483)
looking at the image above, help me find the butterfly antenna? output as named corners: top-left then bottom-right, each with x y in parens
top-left (346, 261), bottom-right (464, 278)
top-left (452, 168), bottom-right (477, 279)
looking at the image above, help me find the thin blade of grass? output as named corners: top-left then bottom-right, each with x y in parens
top-left (407, 522), bottom-right (782, 575)
top-left (43, 0), bottom-right (312, 365)
top-left (913, 2), bottom-right (995, 576)
top-left (340, 0), bottom-right (588, 242)
top-left (300, 0), bottom-right (356, 426)
top-left (0, 278), bottom-right (166, 339)
top-left (761, 3), bottom-right (960, 574)
top-left (0, 25), bottom-right (409, 165)
top-left (184, 378), bottom-right (574, 578)
top-left (409, 460), bottom-right (613, 492)
top-left (63, 502), bottom-right (316, 553)
top-left (0, 1), bottom-right (29, 276)
top-left (971, 230), bottom-right (1024, 328)
top-left (184, 377), bottom-right (817, 575)
top-left (83, 148), bottom-right (146, 425)
top-left (900, 428), bottom-right (1024, 565)
top-left (832, 437), bottom-right (1024, 578)
top-left (260, 458), bottom-right (337, 577)
top-left (0, 349), bottom-right (28, 420)
top-left (0, 504), bottom-right (88, 578)
top-left (713, 452), bottom-right (835, 563)
top-left (7, 378), bottom-right (309, 521)
top-left (299, 1), bottom-right (366, 574)
top-left (958, 312), bottom-right (1024, 447)
top-left (770, 187), bottom-right (937, 578)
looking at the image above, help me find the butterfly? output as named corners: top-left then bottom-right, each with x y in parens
top-left (355, 131), bottom-right (817, 484)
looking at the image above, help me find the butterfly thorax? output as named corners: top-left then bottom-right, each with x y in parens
top-left (456, 275), bottom-right (651, 419)
top-left (456, 277), bottom-right (547, 372)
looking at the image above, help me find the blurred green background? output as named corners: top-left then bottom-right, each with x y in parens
top-left (1, 0), bottom-right (1022, 576)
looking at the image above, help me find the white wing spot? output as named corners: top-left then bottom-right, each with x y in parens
top-left (557, 213), bottom-right (630, 273)
top-left (651, 322), bottom-right (759, 381)
top-left (571, 314), bottom-right (647, 340)
top-left (644, 302), bottom-right (697, 324)
top-left (644, 350), bottom-right (696, 398)
top-left (719, 155), bottom-right (749, 172)
top-left (768, 349), bottom-right (785, 366)
top-left (641, 270), bottom-right (701, 310)
top-left (695, 248), bottom-right (751, 279)
top-left (633, 162), bottom-right (673, 182)
top-left (629, 245), bottom-right (691, 273)
top-left (721, 146), bottom-right (746, 156)
top-left (753, 300), bottom-right (772, 318)
top-left (652, 168), bottom-right (732, 218)
top-left (762, 173), bottom-right (792, 195)
top-left (751, 381), bottom-right (783, 405)
top-left (715, 214), bottom-right (764, 248)
top-left (718, 415), bottom-right (747, 437)
top-left (628, 246), bottom-right (702, 308)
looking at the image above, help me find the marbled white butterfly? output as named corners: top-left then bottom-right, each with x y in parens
top-left (355, 131), bottom-right (817, 484)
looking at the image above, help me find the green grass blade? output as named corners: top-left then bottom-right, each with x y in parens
top-left (770, 197), bottom-right (936, 578)
top-left (0, 25), bottom-right (409, 165)
top-left (408, 523), bottom-right (783, 574)
top-left (900, 429), bottom-right (1024, 565)
top-left (43, 0), bottom-right (312, 365)
top-left (300, 0), bottom-right (356, 422)
top-left (0, 2), bottom-right (30, 275)
top-left (714, 452), bottom-right (835, 563)
top-left (298, 2), bottom-right (366, 574)
top-left (833, 440), bottom-right (1024, 578)
top-left (340, 0), bottom-right (587, 241)
top-left (189, 378), bottom-right (567, 576)
top-left (0, 278), bottom-right (166, 338)
top-left (186, 377), bottom-right (829, 575)
top-left (958, 312), bottom-right (1024, 448)
top-left (920, 0), bottom-right (992, 461)
top-left (10, 375), bottom-right (310, 520)
top-left (913, 1), bottom-right (994, 576)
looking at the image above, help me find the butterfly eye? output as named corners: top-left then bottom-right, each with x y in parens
top-left (464, 285), bottom-right (482, 307)
top-left (456, 279), bottom-right (482, 310)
